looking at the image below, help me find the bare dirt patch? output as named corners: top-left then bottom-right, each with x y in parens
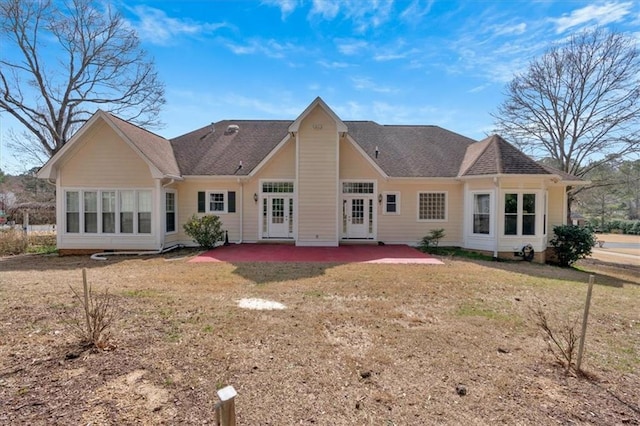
top-left (1, 252), bottom-right (638, 425)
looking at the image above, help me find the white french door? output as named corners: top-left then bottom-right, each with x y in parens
top-left (266, 195), bottom-right (293, 238)
top-left (342, 196), bottom-right (374, 239)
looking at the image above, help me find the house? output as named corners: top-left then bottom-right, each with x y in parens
top-left (37, 97), bottom-right (583, 262)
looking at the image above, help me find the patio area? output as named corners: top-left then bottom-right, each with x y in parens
top-left (189, 243), bottom-right (444, 264)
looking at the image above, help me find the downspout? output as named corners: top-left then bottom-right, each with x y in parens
top-left (238, 178), bottom-right (244, 243)
top-left (155, 179), bottom-right (163, 250)
top-left (493, 176), bottom-right (500, 259)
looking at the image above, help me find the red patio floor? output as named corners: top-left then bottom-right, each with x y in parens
top-left (189, 244), bottom-right (444, 264)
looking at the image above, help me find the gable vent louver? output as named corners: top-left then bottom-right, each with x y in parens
top-left (225, 124), bottom-right (240, 135)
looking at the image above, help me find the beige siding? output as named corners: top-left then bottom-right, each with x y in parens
top-left (547, 186), bottom-right (566, 228)
top-left (173, 180), bottom-right (242, 244)
top-left (297, 107), bottom-right (338, 243)
top-left (377, 180), bottom-right (463, 245)
top-left (60, 120), bottom-right (154, 188)
top-left (258, 139), bottom-right (296, 179)
top-left (339, 138), bottom-right (380, 180)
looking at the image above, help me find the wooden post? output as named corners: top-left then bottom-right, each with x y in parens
top-left (576, 275), bottom-right (595, 372)
top-left (82, 268), bottom-right (91, 336)
top-left (215, 385), bottom-right (237, 426)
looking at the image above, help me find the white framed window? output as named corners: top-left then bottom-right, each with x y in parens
top-left (65, 191), bottom-right (80, 233)
top-left (418, 192), bottom-right (447, 221)
top-left (63, 189), bottom-right (152, 235)
top-left (383, 191), bottom-right (400, 215)
top-left (472, 192), bottom-right (491, 235)
top-left (165, 192), bottom-right (176, 233)
top-left (503, 192), bottom-right (538, 236)
top-left (208, 191), bottom-right (226, 213)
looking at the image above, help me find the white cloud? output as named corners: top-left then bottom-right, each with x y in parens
top-left (491, 22), bottom-right (527, 36)
top-left (551, 1), bottom-right (633, 33)
top-left (223, 38), bottom-right (299, 59)
top-left (262, 0), bottom-right (299, 19)
top-left (336, 39), bottom-right (369, 55)
top-left (351, 76), bottom-right (397, 94)
top-left (128, 6), bottom-right (228, 45)
top-left (310, 0), bottom-right (394, 31)
top-left (310, 0), bottom-right (340, 20)
top-left (400, 0), bottom-right (434, 24)
top-left (317, 60), bottom-right (351, 69)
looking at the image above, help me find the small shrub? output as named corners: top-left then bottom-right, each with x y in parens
top-left (419, 228), bottom-right (446, 252)
top-left (549, 225), bottom-right (596, 267)
top-left (64, 269), bottom-right (117, 350)
top-left (0, 228), bottom-right (28, 255)
top-left (183, 214), bottom-right (224, 249)
top-left (533, 305), bottom-right (580, 374)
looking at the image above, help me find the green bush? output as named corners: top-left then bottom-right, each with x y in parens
top-left (183, 214), bottom-right (224, 249)
top-left (549, 225), bottom-right (596, 267)
top-left (419, 228), bottom-right (446, 252)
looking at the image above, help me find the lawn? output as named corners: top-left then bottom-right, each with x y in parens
top-left (0, 252), bottom-right (638, 425)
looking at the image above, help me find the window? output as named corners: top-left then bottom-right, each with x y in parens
top-left (209, 192), bottom-right (225, 213)
top-left (262, 182), bottom-right (294, 193)
top-left (66, 191), bottom-right (80, 233)
top-left (102, 191), bottom-right (116, 233)
top-left (504, 193), bottom-right (518, 235)
top-left (342, 182), bottom-right (374, 194)
top-left (165, 192), bottom-right (176, 233)
top-left (120, 191), bottom-right (134, 233)
top-left (63, 189), bottom-right (152, 235)
top-left (84, 192), bottom-right (98, 233)
top-left (473, 193), bottom-right (491, 234)
top-left (503, 193), bottom-right (537, 236)
top-left (138, 191), bottom-right (152, 234)
top-left (383, 192), bottom-right (400, 215)
top-left (418, 192), bottom-right (446, 221)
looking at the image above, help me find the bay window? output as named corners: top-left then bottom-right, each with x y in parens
top-left (473, 193), bottom-right (491, 234)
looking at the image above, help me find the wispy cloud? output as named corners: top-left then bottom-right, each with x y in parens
top-left (262, 0), bottom-right (299, 20)
top-left (351, 76), bottom-right (398, 94)
top-left (223, 38), bottom-right (300, 59)
top-left (551, 1), bottom-right (633, 33)
top-left (490, 22), bottom-right (527, 36)
top-left (310, 0), bottom-right (394, 32)
top-left (127, 6), bottom-right (229, 45)
top-left (317, 60), bottom-right (351, 69)
top-left (336, 39), bottom-right (369, 55)
top-left (399, 0), bottom-right (435, 24)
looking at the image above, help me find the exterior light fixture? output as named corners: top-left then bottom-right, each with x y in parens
top-left (254, 193), bottom-right (258, 203)
top-left (378, 194), bottom-right (383, 204)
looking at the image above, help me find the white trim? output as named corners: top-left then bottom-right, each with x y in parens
top-left (500, 191), bottom-right (543, 237)
top-left (258, 179), bottom-right (296, 240)
top-left (416, 191), bottom-right (448, 222)
top-left (288, 97), bottom-right (347, 134)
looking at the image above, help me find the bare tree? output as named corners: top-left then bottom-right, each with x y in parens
top-left (493, 28), bottom-right (640, 220)
top-left (0, 0), bottom-right (165, 162)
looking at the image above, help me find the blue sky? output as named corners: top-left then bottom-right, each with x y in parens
top-left (1, 0), bottom-right (639, 173)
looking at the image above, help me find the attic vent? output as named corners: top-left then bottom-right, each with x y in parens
top-left (225, 124), bottom-right (240, 135)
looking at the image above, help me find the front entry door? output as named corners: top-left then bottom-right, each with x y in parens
top-left (344, 197), bottom-right (371, 238)
top-left (267, 196), bottom-right (293, 238)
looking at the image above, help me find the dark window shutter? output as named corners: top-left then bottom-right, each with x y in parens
top-left (197, 191), bottom-right (205, 212)
top-left (228, 191), bottom-right (236, 213)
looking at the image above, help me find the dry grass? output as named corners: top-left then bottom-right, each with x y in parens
top-left (0, 252), bottom-right (638, 425)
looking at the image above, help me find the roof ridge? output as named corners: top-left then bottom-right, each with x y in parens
top-left (460, 136), bottom-right (494, 176)
top-left (493, 135), bottom-right (503, 174)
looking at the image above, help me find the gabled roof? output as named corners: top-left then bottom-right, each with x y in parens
top-left (107, 113), bottom-right (180, 177)
top-left (38, 110), bottom-right (180, 180)
top-left (460, 134), bottom-right (553, 176)
top-left (289, 96), bottom-right (347, 134)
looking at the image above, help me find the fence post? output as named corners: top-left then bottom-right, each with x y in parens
top-left (215, 385), bottom-right (237, 426)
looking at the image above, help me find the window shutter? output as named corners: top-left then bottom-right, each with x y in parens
top-left (197, 191), bottom-right (205, 212)
top-left (228, 191), bottom-right (236, 213)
